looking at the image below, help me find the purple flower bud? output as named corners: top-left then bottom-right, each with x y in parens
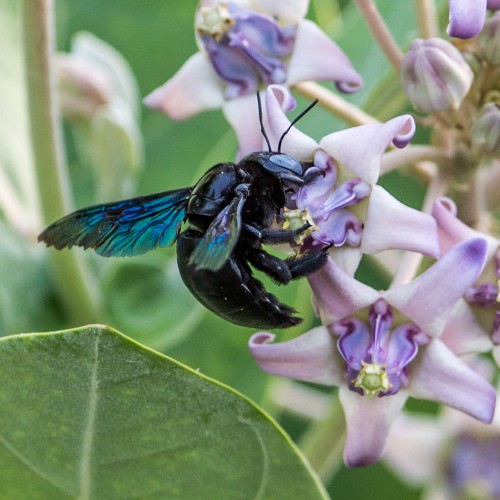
top-left (479, 12), bottom-right (500, 64)
top-left (400, 38), bottom-right (473, 113)
top-left (471, 103), bottom-right (500, 156)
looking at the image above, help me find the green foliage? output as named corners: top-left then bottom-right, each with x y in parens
top-left (0, 325), bottom-right (328, 499)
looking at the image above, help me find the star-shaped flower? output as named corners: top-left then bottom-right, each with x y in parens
top-left (143, 0), bottom-right (362, 124)
top-left (249, 238), bottom-right (495, 466)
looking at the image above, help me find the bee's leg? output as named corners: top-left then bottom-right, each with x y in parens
top-left (244, 248), bottom-right (293, 285)
top-left (286, 249), bottom-right (329, 279)
top-left (241, 222), bottom-right (311, 245)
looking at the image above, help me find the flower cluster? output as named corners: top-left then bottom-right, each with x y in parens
top-left (143, 0), bottom-right (500, 471)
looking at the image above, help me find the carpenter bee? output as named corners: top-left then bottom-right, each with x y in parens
top-left (39, 95), bottom-right (329, 328)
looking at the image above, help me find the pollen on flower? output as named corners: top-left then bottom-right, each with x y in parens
top-left (352, 361), bottom-right (392, 398)
top-left (283, 208), bottom-right (318, 245)
top-left (197, 3), bottom-right (235, 40)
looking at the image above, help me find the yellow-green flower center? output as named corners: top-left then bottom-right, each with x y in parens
top-left (353, 361), bottom-right (392, 398)
top-left (283, 208), bottom-right (318, 245)
top-left (197, 3), bottom-right (235, 40)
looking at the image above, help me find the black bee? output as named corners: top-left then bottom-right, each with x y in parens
top-left (39, 95), bottom-right (328, 328)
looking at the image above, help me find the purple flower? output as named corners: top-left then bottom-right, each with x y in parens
top-left (144, 0), bottom-right (362, 121)
top-left (448, 0), bottom-right (487, 38)
top-left (249, 238), bottom-right (496, 466)
top-left (385, 387), bottom-right (500, 498)
top-left (259, 86), bottom-right (438, 274)
top-left (433, 197), bottom-right (500, 365)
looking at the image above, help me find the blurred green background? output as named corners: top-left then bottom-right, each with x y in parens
top-left (2, 0), bottom-right (447, 497)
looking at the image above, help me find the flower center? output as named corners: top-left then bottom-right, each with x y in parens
top-left (283, 208), bottom-right (318, 245)
top-left (332, 299), bottom-right (429, 397)
top-left (197, 3), bottom-right (235, 41)
top-left (295, 151), bottom-right (370, 249)
top-left (196, 2), bottom-right (296, 98)
top-left (352, 361), bottom-right (392, 398)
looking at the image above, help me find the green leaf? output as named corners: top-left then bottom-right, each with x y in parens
top-left (0, 325), bottom-right (328, 499)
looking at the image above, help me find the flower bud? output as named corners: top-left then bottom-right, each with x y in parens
top-left (400, 38), bottom-right (473, 113)
top-left (479, 12), bottom-right (500, 64)
top-left (471, 103), bottom-right (500, 156)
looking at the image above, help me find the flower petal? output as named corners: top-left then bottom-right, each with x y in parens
top-left (143, 52), bottom-right (225, 120)
top-left (448, 0), bottom-right (487, 39)
top-left (319, 115), bottom-right (416, 184)
top-left (440, 299), bottom-right (493, 355)
top-left (432, 197), bottom-right (499, 257)
top-left (339, 386), bottom-right (407, 467)
top-left (286, 20), bottom-right (363, 92)
top-left (223, 94), bottom-right (262, 159)
top-left (265, 85), bottom-right (319, 159)
top-left (383, 238), bottom-right (487, 337)
top-left (249, 0), bottom-right (310, 24)
top-left (248, 327), bottom-right (344, 385)
top-left (307, 258), bottom-right (380, 326)
top-left (409, 339), bottom-right (496, 423)
top-left (361, 185), bottom-right (440, 257)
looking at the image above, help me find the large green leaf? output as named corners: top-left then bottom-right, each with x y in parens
top-left (0, 325), bottom-right (328, 499)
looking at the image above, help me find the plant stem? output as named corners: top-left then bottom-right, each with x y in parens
top-left (294, 81), bottom-right (379, 126)
top-left (354, 0), bottom-right (404, 73)
top-left (415, 0), bottom-right (439, 38)
top-left (22, 0), bottom-right (100, 323)
top-left (381, 145), bottom-right (451, 175)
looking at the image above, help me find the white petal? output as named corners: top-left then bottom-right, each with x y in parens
top-left (248, 327), bottom-right (344, 385)
top-left (307, 258), bottom-right (380, 326)
top-left (249, 0), bottom-right (310, 24)
top-left (223, 94), bottom-right (262, 159)
top-left (440, 299), bottom-right (493, 355)
top-left (409, 339), bottom-right (496, 423)
top-left (383, 238), bottom-right (487, 337)
top-left (143, 52), bottom-right (225, 120)
top-left (339, 386), bottom-right (407, 467)
top-left (319, 115), bottom-right (416, 184)
top-left (432, 197), bottom-right (499, 257)
top-left (286, 20), bottom-right (362, 92)
top-left (362, 186), bottom-right (440, 257)
top-left (265, 85), bottom-right (318, 159)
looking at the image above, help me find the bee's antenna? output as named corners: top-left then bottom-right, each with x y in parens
top-left (257, 92), bottom-right (272, 152)
top-left (277, 99), bottom-right (319, 153)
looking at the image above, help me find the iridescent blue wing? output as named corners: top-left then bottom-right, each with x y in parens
top-left (38, 188), bottom-right (191, 257)
top-left (188, 192), bottom-right (246, 271)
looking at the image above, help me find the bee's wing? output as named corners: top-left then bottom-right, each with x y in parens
top-left (188, 192), bottom-right (246, 271)
top-left (38, 188), bottom-right (192, 257)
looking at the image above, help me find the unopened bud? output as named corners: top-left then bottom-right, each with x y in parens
top-left (479, 12), bottom-right (500, 64)
top-left (57, 55), bottom-right (113, 121)
top-left (471, 103), bottom-right (500, 156)
top-left (400, 38), bottom-right (473, 113)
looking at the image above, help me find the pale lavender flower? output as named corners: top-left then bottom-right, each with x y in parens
top-left (448, 0), bottom-right (487, 38)
top-left (432, 197), bottom-right (500, 365)
top-left (385, 384), bottom-right (500, 499)
top-left (400, 38), bottom-right (473, 113)
top-left (249, 238), bottom-right (495, 467)
top-left (143, 0), bottom-right (362, 122)
top-left (258, 85), bottom-right (438, 274)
